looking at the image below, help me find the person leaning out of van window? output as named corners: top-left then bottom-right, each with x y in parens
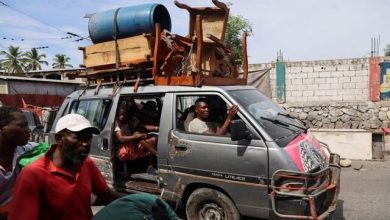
top-left (115, 104), bottom-right (158, 172)
top-left (8, 113), bottom-right (120, 220)
top-left (0, 106), bottom-right (36, 220)
top-left (188, 98), bottom-right (238, 135)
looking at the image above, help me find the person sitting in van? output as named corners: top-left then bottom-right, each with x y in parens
top-left (114, 104), bottom-right (158, 173)
top-left (188, 98), bottom-right (238, 135)
top-left (138, 100), bottom-right (161, 127)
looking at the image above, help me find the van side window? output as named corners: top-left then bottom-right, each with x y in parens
top-left (69, 99), bottom-right (112, 130)
top-left (176, 96), bottom-right (198, 131)
top-left (176, 95), bottom-right (238, 136)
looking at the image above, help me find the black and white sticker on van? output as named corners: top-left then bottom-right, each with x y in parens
top-left (284, 133), bottom-right (327, 172)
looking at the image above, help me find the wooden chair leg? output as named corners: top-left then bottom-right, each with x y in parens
top-left (241, 31), bottom-right (248, 80)
top-left (195, 14), bottom-right (203, 73)
top-left (153, 23), bottom-right (162, 85)
top-left (194, 14), bottom-right (205, 86)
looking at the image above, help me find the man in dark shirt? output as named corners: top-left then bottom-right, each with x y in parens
top-left (0, 106), bottom-right (35, 220)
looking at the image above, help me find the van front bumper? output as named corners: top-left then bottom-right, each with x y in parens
top-left (270, 153), bottom-right (341, 219)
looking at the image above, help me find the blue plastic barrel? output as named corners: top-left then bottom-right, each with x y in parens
top-left (88, 3), bottom-right (171, 44)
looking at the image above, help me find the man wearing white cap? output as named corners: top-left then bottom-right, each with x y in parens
top-left (9, 114), bottom-right (119, 220)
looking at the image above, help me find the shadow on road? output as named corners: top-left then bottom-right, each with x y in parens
top-left (333, 199), bottom-right (345, 220)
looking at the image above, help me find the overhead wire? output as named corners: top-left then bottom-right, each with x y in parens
top-left (0, 0), bottom-right (90, 42)
top-left (0, 36), bottom-right (74, 41)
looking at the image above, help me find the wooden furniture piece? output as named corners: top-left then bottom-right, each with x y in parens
top-left (79, 34), bottom-right (153, 70)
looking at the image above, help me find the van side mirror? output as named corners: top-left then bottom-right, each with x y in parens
top-left (230, 119), bottom-right (252, 141)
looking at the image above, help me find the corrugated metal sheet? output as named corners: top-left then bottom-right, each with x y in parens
top-left (0, 94), bottom-right (65, 108)
top-left (6, 81), bottom-right (78, 95)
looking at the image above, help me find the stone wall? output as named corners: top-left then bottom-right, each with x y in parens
top-left (281, 101), bottom-right (390, 130)
top-left (249, 57), bottom-right (370, 102)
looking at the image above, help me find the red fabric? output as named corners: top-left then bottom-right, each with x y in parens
top-left (382, 127), bottom-right (390, 134)
top-left (0, 203), bottom-right (10, 213)
top-left (118, 142), bottom-right (146, 161)
top-left (8, 146), bottom-right (109, 220)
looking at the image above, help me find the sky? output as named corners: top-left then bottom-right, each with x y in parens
top-left (1, 0), bottom-right (389, 69)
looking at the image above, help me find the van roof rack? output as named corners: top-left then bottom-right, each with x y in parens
top-left (78, 67), bottom-right (154, 87)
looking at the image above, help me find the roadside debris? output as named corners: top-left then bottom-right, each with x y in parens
top-left (353, 164), bottom-right (365, 171)
top-left (339, 158), bottom-right (352, 167)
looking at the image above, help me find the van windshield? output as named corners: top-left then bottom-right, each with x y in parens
top-left (228, 89), bottom-right (305, 147)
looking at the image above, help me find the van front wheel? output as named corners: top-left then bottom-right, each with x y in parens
top-left (186, 188), bottom-right (240, 220)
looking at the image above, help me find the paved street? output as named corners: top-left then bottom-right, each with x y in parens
top-left (334, 159), bottom-right (390, 220)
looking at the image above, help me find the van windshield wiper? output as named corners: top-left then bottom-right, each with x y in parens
top-left (260, 115), bottom-right (307, 131)
top-left (277, 112), bottom-right (308, 129)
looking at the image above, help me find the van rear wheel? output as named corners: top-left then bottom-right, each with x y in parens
top-left (186, 188), bottom-right (240, 220)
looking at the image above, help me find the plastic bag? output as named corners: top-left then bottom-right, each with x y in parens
top-left (17, 142), bottom-right (50, 168)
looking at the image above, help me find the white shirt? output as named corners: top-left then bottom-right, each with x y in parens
top-left (0, 142), bottom-right (36, 205)
top-left (188, 118), bottom-right (218, 134)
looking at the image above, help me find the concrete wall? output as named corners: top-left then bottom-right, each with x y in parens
top-left (249, 58), bottom-right (370, 102)
top-left (249, 58), bottom-right (389, 159)
top-left (309, 129), bottom-right (372, 160)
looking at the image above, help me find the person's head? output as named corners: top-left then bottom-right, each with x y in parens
top-left (117, 104), bottom-right (129, 123)
top-left (140, 100), bottom-right (160, 124)
top-left (54, 114), bottom-right (100, 165)
top-left (0, 106), bottom-right (30, 146)
top-left (206, 96), bottom-right (227, 123)
top-left (194, 97), bottom-right (209, 121)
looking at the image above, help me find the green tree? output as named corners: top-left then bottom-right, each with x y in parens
top-left (25, 48), bottom-right (48, 71)
top-left (52, 54), bottom-right (73, 69)
top-left (225, 14), bottom-right (253, 65)
top-left (0, 45), bottom-right (28, 75)
top-left (385, 44), bottom-right (390, 56)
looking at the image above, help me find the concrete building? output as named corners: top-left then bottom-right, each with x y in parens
top-left (0, 70), bottom-right (83, 108)
top-left (27, 68), bottom-right (84, 80)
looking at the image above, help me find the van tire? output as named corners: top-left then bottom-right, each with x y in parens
top-left (186, 188), bottom-right (240, 220)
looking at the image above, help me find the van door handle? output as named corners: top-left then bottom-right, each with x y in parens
top-left (175, 144), bottom-right (188, 150)
top-left (101, 138), bottom-right (108, 150)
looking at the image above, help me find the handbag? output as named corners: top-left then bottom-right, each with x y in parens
top-left (118, 141), bottom-right (146, 161)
